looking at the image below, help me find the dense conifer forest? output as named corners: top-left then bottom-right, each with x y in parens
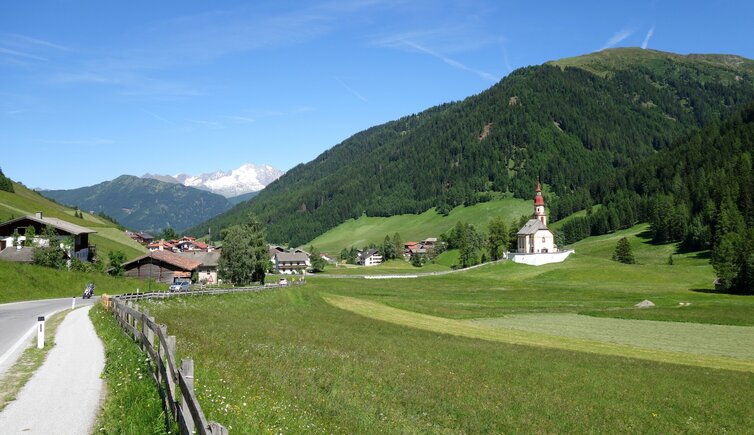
top-left (189, 48), bottom-right (754, 249)
top-left (556, 101), bottom-right (754, 292)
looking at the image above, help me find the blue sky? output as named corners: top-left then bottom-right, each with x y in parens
top-left (2, 0), bottom-right (753, 189)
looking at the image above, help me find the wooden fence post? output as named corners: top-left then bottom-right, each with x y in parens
top-left (165, 335), bottom-right (177, 417)
top-left (209, 421), bottom-right (229, 434)
top-left (180, 359), bottom-right (196, 434)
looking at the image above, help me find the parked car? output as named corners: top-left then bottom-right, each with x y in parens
top-left (278, 278), bottom-right (289, 285)
top-left (169, 280), bottom-right (190, 292)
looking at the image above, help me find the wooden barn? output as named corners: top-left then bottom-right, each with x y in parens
top-left (122, 250), bottom-right (201, 284)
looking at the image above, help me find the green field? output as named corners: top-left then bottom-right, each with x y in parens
top-left (306, 197), bottom-right (530, 253)
top-left (0, 182), bottom-right (146, 260)
top-left (138, 224), bottom-right (754, 432)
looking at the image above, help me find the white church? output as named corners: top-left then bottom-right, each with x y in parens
top-left (508, 179), bottom-right (573, 266)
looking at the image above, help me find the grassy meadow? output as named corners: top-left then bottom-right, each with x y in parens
top-left (138, 224), bottom-right (754, 432)
top-left (306, 197), bottom-right (530, 253)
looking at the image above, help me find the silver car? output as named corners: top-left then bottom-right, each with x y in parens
top-left (169, 280), bottom-right (190, 292)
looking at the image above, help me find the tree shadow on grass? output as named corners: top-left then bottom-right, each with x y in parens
top-left (691, 287), bottom-right (754, 296)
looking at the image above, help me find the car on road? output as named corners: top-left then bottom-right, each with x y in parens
top-left (169, 280), bottom-right (191, 292)
top-left (278, 278), bottom-right (288, 285)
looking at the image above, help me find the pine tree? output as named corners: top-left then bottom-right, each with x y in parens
top-left (612, 237), bottom-right (635, 264)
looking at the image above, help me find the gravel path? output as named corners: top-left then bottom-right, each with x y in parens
top-left (0, 305), bottom-right (105, 434)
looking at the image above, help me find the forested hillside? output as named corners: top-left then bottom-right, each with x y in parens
top-left (190, 48), bottom-right (754, 246)
top-left (43, 175), bottom-right (232, 233)
top-left (555, 101), bottom-right (754, 292)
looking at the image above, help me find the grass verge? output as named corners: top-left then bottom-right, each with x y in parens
top-left (89, 304), bottom-right (171, 434)
top-left (0, 309), bottom-right (70, 411)
top-left (0, 261), bottom-right (165, 304)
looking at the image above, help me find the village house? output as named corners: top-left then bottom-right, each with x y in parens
top-left (358, 249), bottom-right (383, 266)
top-left (126, 231), bottom-right (154, 245)
top-left (0, 212), bottom-right (97, 262)
top-left (173, 236), bottom-right (210, 252)
top-left (176, 250), bottom-right (221, 285)
top-left (148, 239), bottom-right (176, 252)
top-left (273, 251), bottom-right (311, 274)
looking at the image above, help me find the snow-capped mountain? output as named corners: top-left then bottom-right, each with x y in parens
top-left (143, 163), bottom-right (284, 198)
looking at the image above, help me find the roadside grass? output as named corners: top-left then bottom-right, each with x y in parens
top-left (0, 309), bottom-right (70, 411)
top-left (306, 197), bottom-right (530, 253)
top-left (145, 289), bottom-right (754, 433)
top-left (0, 262), bottom-right (164, 303)
top-left (89, 304), bottom-right (171, 434)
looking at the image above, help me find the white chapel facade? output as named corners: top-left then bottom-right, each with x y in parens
top-left (509, 179), bottom-right (573, 266)
top-left (517, 179), bottom-right (555, 254)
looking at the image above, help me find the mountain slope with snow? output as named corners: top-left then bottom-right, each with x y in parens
top-left (144, 163), bottom-right (283, 198)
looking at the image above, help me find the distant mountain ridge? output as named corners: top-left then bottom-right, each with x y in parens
top-left (42, 175), bottom-right (233, 233)
top-left (143, 163), bottom-right (283, 198)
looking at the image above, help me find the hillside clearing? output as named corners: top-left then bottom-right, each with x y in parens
top-left (306, 197), bottom-right (530, 253)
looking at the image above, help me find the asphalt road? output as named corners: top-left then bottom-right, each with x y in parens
top-left (0, 297), bottom-right (95, 376)
top-left (0, 305), bottom-right (104, 434)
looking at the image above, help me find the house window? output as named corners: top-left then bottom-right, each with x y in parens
top-left (542, 237), bottom-right (546, 243)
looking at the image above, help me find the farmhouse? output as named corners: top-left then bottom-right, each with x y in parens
top-left (509, 180), bottom-right (573, 266)
top-left (126, 231), bottom-right (154, 245)
top-left (273, 251), bottom-right (310, 274)
top-left (0, 212), bottom-right (97, 262)
top-left (121, 250), bottom-right (201, 284)
top-left (176, 250), bottom-right (220, 284)
top-left (359, 249), bottom-right (383, 266)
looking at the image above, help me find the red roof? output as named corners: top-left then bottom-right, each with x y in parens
top-left (123, 250), bottom-right (201, 271)
top-left (534, 177), bottom-right (545, 206)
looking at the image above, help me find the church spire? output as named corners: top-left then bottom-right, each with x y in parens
top-left (534, 177), bottom-right (546, 225)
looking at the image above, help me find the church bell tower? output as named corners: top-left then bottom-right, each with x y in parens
top-left (534, 178), bottom-right (546, 226)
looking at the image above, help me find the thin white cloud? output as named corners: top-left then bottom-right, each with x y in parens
top-left (141, 109), bottom-right (175, 125)
top-left (641, 25), bottom-right (655, 49)
top-left (0, 33), bottom-right (70, 52)
top-left (0, 47), bottom-right (47, 61)
top-left (400, 40), bottom-right (499, 82)
top-left (188, 119), bottom-right (223, 128)
top-left (601, 28), bottom-right (634, 50)
top-left (335, 77), bottom-right (368, 102)
top-left (226, 115), bottom-right (256, 124)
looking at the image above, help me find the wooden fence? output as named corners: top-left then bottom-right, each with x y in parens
top-left (102, 281), bottom-right (305, 434)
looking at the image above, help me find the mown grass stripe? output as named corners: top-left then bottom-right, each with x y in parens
top-left (323, 294), bottom-right (754, 373)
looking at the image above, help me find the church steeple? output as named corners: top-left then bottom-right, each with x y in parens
top-left (534, 177), bottom-right (546, 226)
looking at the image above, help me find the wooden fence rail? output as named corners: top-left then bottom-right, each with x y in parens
top-left (102, 281), bottom-right (305, 434)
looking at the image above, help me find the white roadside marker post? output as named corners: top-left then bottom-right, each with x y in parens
top-left (71, 297), bottom-right (76, 310)
top-left (37, 316), bottom-right (45, 349)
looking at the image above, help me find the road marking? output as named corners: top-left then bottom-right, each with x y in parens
top-left (0, 308), bottom-right (63, 373)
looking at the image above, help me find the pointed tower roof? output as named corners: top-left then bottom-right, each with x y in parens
top-left (534, 177), bottom-right (544, 206)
